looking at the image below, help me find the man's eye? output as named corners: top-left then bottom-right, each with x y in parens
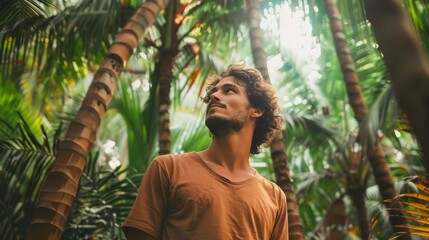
top-left (226, 89), bottom-right (235, 93)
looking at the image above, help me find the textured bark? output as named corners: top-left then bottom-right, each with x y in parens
top-left (324, 0), bottom-right (411, 239)
top-left (26, 1), bottom-right (169, 239)
top-left (270, 131), bottom-right (305, 239)
top-left (156, 1), bottom-right (181, 156)
top-left (323, 0), bottom-right (367, 122)
top-left (364, 0), bottom-right (429, 173)
top-left (245, 0), bottom-right (305, 239)
top-left (158, 51), bottom-right (176, 155)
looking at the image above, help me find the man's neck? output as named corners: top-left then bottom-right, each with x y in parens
top-left (202, 128), bottom-right (253, 172)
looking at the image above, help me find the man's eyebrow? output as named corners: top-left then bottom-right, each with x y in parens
top-left (208, 82), bottom-right (240, 95)
top-left (221, 83), bottom-right (239, 88)
top-left (216, 83), bottom-right (240, 92)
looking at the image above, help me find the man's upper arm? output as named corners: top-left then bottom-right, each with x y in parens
top-left (123, 159), bottom-right (170, 238)
top-left (270, 192), bottom-right (289, 240)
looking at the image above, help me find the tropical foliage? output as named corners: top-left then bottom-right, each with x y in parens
top-left (1, 0), bottom-right (428, 239)
top-left (0, 114), bottom-right (58, 239)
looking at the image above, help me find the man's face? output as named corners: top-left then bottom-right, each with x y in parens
top-left (205, 76), bottom-right (253, 136)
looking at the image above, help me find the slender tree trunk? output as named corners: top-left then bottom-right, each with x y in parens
top-left (270, 132), bottom-right (305, 239)
top-left (322, 0), bottom-right (367, 121)
top-left (26, 1), bottom-right (169, 239)
top-left (323, 0), bottom-right (411, 238)
top-left (348, 187), bottom-right (369, 239)
top-left (157, 1), bottom-right (180, 155)
top-left (158, 51), bottom-right (176, 155)
top-left (364, 0), bottom-right (429, 173)
top-left (245, 0), bottom-right (305, 239)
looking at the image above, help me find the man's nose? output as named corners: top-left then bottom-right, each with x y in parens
top-left (210, 91), bottom-right (220, 102)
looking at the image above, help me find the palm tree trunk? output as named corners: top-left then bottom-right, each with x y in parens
top-left (158, 51), bottom-right (176, 155)
top-left (348, 187), bottom-right (369, 239)
top-left (27, 1), bottom-right (169, 239)
top-left (270, 132), bottom-right (305, 239)
top-left (323, 0), bottom-right (367, 122)
top-left (157, 1), bottom-right (180, 156)
top-left (245, 0), bottom-right (305, 238)
top-left (364, 0), bottom-right (429, 173)
top-left (323, 0), bottom-right (411, 238)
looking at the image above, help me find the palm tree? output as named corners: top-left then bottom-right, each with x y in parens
top-left (363, 4), bottom-right (429, 237)
top-left (323, 0), bottom-right (411, 238)
top-left (1, 95), bottom-right (157, 239)
top-left (282, 110), bottom-right (373, 238)
top-left (364, 0), bottom-right (429, 173)
top-left (27, 1), bottom-right (169, 238)
top-left (244, 0), bottom-right (305, 238)
top-left (153, 1), bottom-right (180, 155)
top-left (273, 2), bottom-right (421, 236)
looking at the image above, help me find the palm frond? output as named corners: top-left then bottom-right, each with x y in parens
top-left (404, 0), bottom-right (429, 55)
top-left (359, 86), bottom-right (395, 140)
top-left (172, 41), bottom-right (230, 107)
top-left (171, 110), bottom-right (210, 153)
top-left (1, 0), bottom-right (141, 111)
top-left (393, 176), bottom-right (429, 238)
top-left (0, 0), bottom-right (57, 76)
top-left (63, 151), bottom-right (140, 239)
top-left (369, 176), bottom-right (429, 239)
top-left (185, 0), bottom-right (245, 48)
top-left (283, 113), bottom-right (340, 159)
top-left (110, 73), bottom-right (158, 172)
top-left (295, 169), bottom-right (344, 233)
top-left (0, 112), bottom-right (60, 239)
top-left (0, 74), bottom-right (47, 138)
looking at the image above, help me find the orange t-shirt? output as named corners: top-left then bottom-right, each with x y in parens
top-left (123, 152), bottom-right (288, 239)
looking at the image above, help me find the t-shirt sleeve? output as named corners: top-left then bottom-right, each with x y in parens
top-left (122, 158), bottom-right (170, 238)
top-left (270, 192), bottom-right (289, 240)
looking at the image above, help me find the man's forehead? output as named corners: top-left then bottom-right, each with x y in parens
top-left (215, 76), bottom-right (245, 87)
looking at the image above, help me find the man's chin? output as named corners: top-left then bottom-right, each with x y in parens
top-left (205, 116), bottom-right (228, 136)
top-left (205, 116), bottom-right (244, 136)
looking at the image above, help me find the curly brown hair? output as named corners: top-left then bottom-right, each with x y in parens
top-left (202, 63), bottom-right (282, 154)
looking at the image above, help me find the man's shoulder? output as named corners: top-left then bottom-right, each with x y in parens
top-left (152, 152), bottom-right (197, 166)
top-left (154, 151), bottom-right (195, 160)
top-left (148, 152), bottom-right (202, 179)
top-left (256, 176), bottom-right (286, 200)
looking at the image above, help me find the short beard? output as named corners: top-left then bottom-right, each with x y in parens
top-left (205, 113), bottom-right (247, 137)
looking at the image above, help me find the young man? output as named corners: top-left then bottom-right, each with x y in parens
top-left (123, 63), bottom-right (288, 239)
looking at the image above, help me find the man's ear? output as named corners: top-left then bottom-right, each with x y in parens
top-left (250, 108), bottom-right (263, 118)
